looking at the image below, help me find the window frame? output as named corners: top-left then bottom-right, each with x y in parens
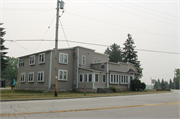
top-left (97, 58), bottom-right (101, 63)
top-left (59, 53), bottom-right (68, 64)
top-left (19, 59), bottom-right (24, 67)
top-left (110, 74), bottom-right (119, 84)
top-left (28, 72), bottom-right (34, 82)
top-left (58, 69), bottom-right (68, 81)
top-left (120, 75), bottom-right (128, 84)
top-left (37, 71), bottom-right (44, 82)
top-left (39, 53), bottom-right (45, 64)
top-left (93, 57), bottom-right (96, 63)
top-left (79, 74), bottom-right (84, 82)
top-left (29, 55), bottom-right (35, 65)
top-left (20, 73), bottom-right (26, 82)
top-left (102, 74), bottom-right (106, 83)
top-left (82, 55), bottom-right (86, 65)
top-left (95, 74), bottom-right (99, 82)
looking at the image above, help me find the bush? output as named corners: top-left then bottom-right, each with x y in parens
top-left (131, 79), bottom-right (141, 91)
top-left (141, 82), bottom-right (146, 90)
top-left (109, 86), bottom-right (117, 92)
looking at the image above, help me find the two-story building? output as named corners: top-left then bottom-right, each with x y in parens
top-left (17, 46), bottom-right (138, 92)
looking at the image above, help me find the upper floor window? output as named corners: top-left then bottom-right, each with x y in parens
top-left (95, 74), bottom-right (99, 82)
top-left (39, 53), bottom-right (45, 64)
top-left (28, 72), bottom-right (34, 82)
top-left (20, 73), bottom-right (26, 82)
top-left (101, 63), bottom-right (104, 69)
top-left (82, 55), bottom-right (86, 65)
top-left (29, 55), bottom-right (35, 65)
top-left (93, 57), bottom-right (96, 63)
top-left (59, 53), bottom-right (68, 64)
top-left (97, 58), bottom-right (101, 63)
top-left (19, 59), bottom-right (24, 67)
top-left (102, 75), bottom-right (106, 83)
top-left (37, 71), bottom-right (44, 82)
top-left (58, 69), bottom-right (68, 81)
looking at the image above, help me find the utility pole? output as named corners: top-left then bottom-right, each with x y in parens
top-left (54, 0), bottom-right (64, 97)
top-left (174, 69), bottom-right (176, 89)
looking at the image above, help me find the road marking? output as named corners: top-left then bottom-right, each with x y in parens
top-left (0, 102), bottom-right (179, 117)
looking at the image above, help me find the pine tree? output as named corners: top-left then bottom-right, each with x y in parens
top-left (0, 23), bottom-right (8, 73)
top-left (154, 81), bottom-right (158, 89)
top-left (122, 34), bottom-right (143, 78)
top-left (104, 43), bottom-right (122, 63)
top-left (169, 79), bottom-right (172, 89)
top-left (158, 79), bottom-right (161, 88)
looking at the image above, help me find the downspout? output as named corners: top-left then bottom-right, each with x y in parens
top-left (48, 50), bottom-right (52, 92)
top-left (76, 47), bottom-right (79, 89)
top-left (92, 72), bottom-right (95, 92)
top-left (106, 63), bottom-right (109, 88)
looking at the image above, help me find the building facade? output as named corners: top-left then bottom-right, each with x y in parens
top-left (17, 46), bottom-right (138, 92)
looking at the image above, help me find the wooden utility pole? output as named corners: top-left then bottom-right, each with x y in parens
top-left (54, 0), bottom-right (60, 97)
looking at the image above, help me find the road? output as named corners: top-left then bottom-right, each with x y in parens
top-left (0, 90), bottom-right (180, 119)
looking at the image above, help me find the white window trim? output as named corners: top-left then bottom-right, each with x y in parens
top-left (37, 71), bottom-right (44, 82)
top-left (120, 75), bottom-right (128, 84)
top-left (84, 73), bottom-right (93, 82)
top-left (95, 74), bottom-right (99, 82)
top-left (97, 58), bottom-right (101, 63)
top-left (82, 55), bottom-right (86, 65)
top-left (20, 73), bottom-right (26, 82)
top-left (58, 69), bottom-right (68, 81)
top-left (110, 74), bottom-right (119, 84)
top-left (59, 53), bottom-right (68, 64)
top-left (19, 59), bottom-right (24, 67)
top-left (28, 72), bottom-right (34, 82)
top-left (93, 57), bottom-right (96, 63)
top-left (39, 53), bottom-right (45, 64)
top-left (29, 55), bottom-right (35, 65)
top-left (102, 74), bottom-right (106, 83)
top-left (79, 73), bottom-right (84, 82)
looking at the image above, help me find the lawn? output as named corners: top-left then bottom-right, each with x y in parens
top-left (0, 89), bottom-right (171, 100)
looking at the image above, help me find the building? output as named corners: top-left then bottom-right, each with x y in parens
top-left (17, 46), bottom-right (138, 92)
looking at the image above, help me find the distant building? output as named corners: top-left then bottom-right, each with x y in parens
top-left (17, 46), bottom-right (138, 92)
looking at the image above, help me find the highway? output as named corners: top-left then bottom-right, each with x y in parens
top-left (0, 90), bottom-right (179, 119)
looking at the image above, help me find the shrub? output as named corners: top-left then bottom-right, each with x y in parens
top-left (141, 82), bottom-right (146, 90)
top-left (109, 86), bottom-right (117, 92)
top-left (131, 79), bottom-right (141, 91)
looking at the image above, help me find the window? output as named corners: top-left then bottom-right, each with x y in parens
top-left (82, 55), bottom-right (86, 65)
top-left (95, 74), bottom-right (99, 82)
top-left (88, 74), bottom-right (91, 82)
top-left (126, 76), bottom-right (128, 83)
top-left (28, 72), bottom-right (34, 82)
top-left (39, 53), bottom-right (45, 64)
top-left (58, 70), bottom-right (68, 81)
top-left (101, 63), bottom-right (104, 69)
top-left (110, 74), bottom-right (119, 84)
top-left (79, 74), bottom-right (84, 82)
top-left (102, 75), bottom-right (106, 83)
top-left (29, 55), bottom-right (35, 65)
top-left (59, 53), bottom-right (68, 64)
top-left (93, 57), bottom-right (96, 63)
top-left (97, 58), bottom-right (101, 63)
top-left (121, 76), bottom-right (123, 83)
top-left (37, 71), bottom-right (44, 82)
top-left (20, 73), bottom-right (26, 82)
top-left (19, 59), bottom-right (24, 67)
top-left (120, 75), bottom-right (128, 84)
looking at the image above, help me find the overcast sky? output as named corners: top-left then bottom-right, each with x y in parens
top-left (1, 0), bottom-right (179, 85)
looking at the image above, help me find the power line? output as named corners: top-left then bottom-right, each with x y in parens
top-left (66, 12), bottom-right (178, 39)
top-left (87, 0), bottom-right (178, 26)
top-left (7, 39), bottom-right (180, 54)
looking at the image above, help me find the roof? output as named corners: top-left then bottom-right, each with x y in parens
top-left (79, 67), bottom-right (106, 73)
top-left (127, 68), bottom-right (138, 74)
top-left (109, 70), bottom-right (129, 75)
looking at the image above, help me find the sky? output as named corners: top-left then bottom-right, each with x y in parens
top-left (0, 0), bottom-right (179, 85)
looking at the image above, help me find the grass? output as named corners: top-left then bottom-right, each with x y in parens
top-left (0, 89), bottom-right (171, 100)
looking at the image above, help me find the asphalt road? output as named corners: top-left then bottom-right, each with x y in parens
top-left (0, 90), bottom-right (180, 119)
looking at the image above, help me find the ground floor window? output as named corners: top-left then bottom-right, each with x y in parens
top-left (79, 74), bottom-right (84, 82)
top-left (102, 75), bottom-right (106, 83)
top-left (95, 74), bottom-right (99, 82)
top-left (110, 74), bottom-right (119, 84)
top-left (58, 70), bottom-right (68, 81)
top-left (28, 72), bottom-right (34, 82)
top-left (38, 71), bottom-right (44, 82)
top-left (20, 73), bottom-right (26, 82)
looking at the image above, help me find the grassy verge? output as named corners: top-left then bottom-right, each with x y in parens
top-left (0, 90), bottom-right (171, 100)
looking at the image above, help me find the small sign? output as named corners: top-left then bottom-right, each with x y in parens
top-left (151, 79), bottom-right (156, 84)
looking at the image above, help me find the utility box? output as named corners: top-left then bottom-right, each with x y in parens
top-left (60, 1), bottom-right (65, 9)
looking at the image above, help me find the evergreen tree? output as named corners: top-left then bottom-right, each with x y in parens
top-left (154, 81), bottom-right (158, 89)
top-left (161, 79), bottom-right (165, 84)
top-left (104, 43), bottom-right (122, 63)
top-left (169, 79), bottom-right (172, 89)
top-left (174, 69), bottom-right (180, 89)
top-left (158, 79), bottom-right (161, 88)
top-left (0, 23), bottom-right (8, 73)
top-left (122, 34), bottom-right (143, 78)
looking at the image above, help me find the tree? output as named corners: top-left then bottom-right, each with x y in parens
top-left (2, 57), bottom-right (18, 83)
top-left (169, 79), bottom-right (173, 89)
top-left (174, 68), bottom-right (180, 89)
top-left (104, 43), bottom-right (122, 63)
top-left (158, 79), bottom-right (161, 88)
top-left (131, 79), bottom-right (141, 91)
top-left (154, 81), bottom-right (158, 89)
top-left (122, 34), bottom-right (143, 78)
top-left (140, 82), bottom-right (146, 90)
top-left (0, 23), bottom-right (8, 73)
top-left (161, 79), bottom-right (164, 84)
